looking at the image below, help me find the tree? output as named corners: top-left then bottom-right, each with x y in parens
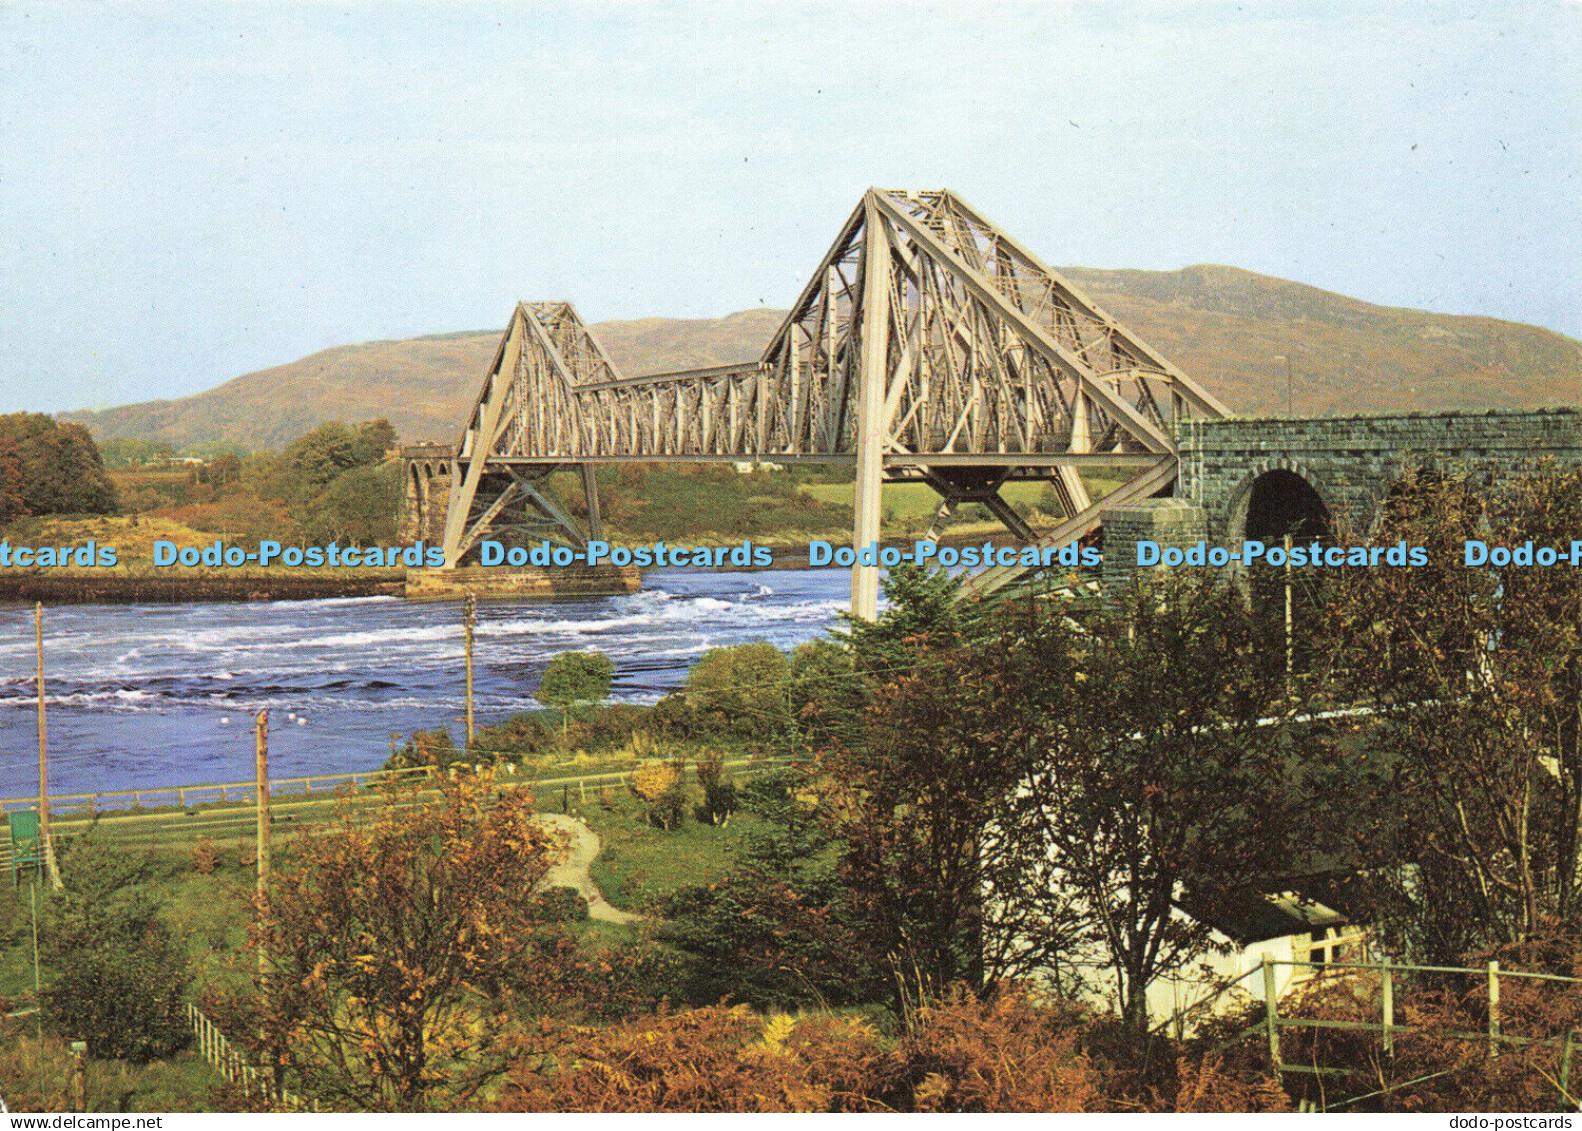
top-left (43, 832), bottom-right (191, 1062)
top-left (833, 567), bottom-right (1308, 1031)
top-left (0, 435), bottom-right (28, 523)
top-left (1316, 465), bottom-right (1582, 960)
top-left (659, 763), bottom-right (887, 1009)
top-left (536, 651), bottom-right (615, 736)
top-left (678, 642), bottom-right (790, 741)
top-left (0, 413), bottom-right (118, 516)
top-left (253, 778), bottom-right (567, 1110)
top-left (693, 753), bottom-right (737, 827)
top-left (298, 463), bottom-right (403, 545)
top-left (199, 452), bottom-right (243, 489)
top-left (825, 588), bottom-right (1067, 1013)
top-left (1008, 573), bottom-right (1306, 1032)
top-left (630, 758), bottom-right (688, 830)
top-left (350, 419), bottom-right (397, 466)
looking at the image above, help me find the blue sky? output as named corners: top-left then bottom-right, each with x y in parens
top-left (1, 1), bottom-right (1577, 415)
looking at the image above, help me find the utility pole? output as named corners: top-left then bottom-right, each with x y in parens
top-left (35, 604), bottom-right (62, 890)
top-left (463, 594), bottom-right (477, 748)
top-left (255, 709), bottom-right (271, 976)
top-left (1284, 532), bottom-right (1294, 691)
top-left (1272, 354), bottom-right (1294, 416)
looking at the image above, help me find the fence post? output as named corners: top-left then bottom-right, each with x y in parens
top-left (1489, 960), bottom-right (1501, 1058)
top-left (1382, 955), bottom-right (1394, 1055)
top-left (1562, 1028), bottom-right (1576, 1109)
top-left (1263, 955), bottom-right (1281, 1071)
top-left (70, 1040), bottom-right (86, 1112)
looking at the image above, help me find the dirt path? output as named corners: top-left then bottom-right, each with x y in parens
top-left (537, 812), bottom-right (641, 925)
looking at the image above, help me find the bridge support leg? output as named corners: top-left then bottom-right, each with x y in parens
top-left (581, 464), bottom-right (603, 543)
top-left (850, 198), bottom-right (892, 622)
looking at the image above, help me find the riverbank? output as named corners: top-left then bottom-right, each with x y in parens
top-left (0, 572), bottom-right (405, 603)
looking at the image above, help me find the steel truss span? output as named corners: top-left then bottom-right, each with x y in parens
top-left (418, 189), bottom-right (1229, 618)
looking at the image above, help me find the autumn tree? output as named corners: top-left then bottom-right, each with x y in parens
top-left (629, 757), bottom-right (688, 830)
top-left (252, 777), bottom-right (566, 1111)
top-left (0, 413), bottom-right (118, 516)
top-left (1014, 572), bottom-right (1310, 1033)
top-left (1316, 464), bottom-right (1582, 960)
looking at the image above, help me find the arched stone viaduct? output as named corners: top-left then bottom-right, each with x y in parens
top-left (1100, 408), bottom-right (1582, 586)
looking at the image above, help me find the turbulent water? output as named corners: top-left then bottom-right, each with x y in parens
top-left (0, 569), bottom-right (851, 797)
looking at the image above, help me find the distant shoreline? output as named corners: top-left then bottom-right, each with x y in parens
top-left (0, 571), bottom-right (406, 604)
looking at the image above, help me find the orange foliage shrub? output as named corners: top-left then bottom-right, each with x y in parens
top-left (189, 835), bottom-right (217, 874)
top-left (496, 1004), bottom-right (889, 1112)
top-left (899, 986), bottom-right (1097, 1112)
top-left (1167, 1055), bottom-right (1291, 1113)
top-left (495, 985), bottom-right (1106, 1112)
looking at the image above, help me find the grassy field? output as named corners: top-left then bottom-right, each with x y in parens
top-left (799, 469), bottom-right (1133, 539)
top-left (0, 762), bottom-right (764, 1110)
top-left (580, 790), bottom-right (764, 913)
top-left (0, 1023), bottom-right (222, 1113)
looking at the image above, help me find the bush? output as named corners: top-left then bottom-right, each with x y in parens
top-left (493, 986), bottom-right (1106, 1112)
top-left (681, 643), bottom-right (790, 742)
top-left (630, 759), bottom-right (688, 831)
top-left (473, 713), bottom-right (557, 759)
top-left (190, 837), bottom-right (218, 875)
top-left (385, 727), bottom-right (460, 771)
top-left (565, 702), bottom-right (649, 752)
top-left (42, 834), bottom-right (191, 1063)
top-left (530, 886), bottom-right (591, 923)
top-left (693, 753), bottom-right (736, 827)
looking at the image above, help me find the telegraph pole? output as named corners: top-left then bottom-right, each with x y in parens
top-left (255, 709), bottom-right (271, 976)
top-left (463, 594), bottom-right (477, 748)
top-left (1273, 354), bottom-right (1295, 416)
top-left (1284, 533), bottom-right (1295, 690)
top-left (35, 604), bottom-right (62, 890)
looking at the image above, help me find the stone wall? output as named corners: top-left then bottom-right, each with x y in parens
top-left (1100, 498), bottom-right (1209, 591)
top-left (1176, 409), bottom-right (1582, 541)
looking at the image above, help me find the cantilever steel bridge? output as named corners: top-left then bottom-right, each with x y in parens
top-left (404, 189), bottom-right (1230, 619)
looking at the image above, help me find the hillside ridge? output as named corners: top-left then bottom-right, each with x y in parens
top-left (65, 266), bottom-right (1582, 450)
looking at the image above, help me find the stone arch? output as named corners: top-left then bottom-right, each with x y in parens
top-left (1223, 463), bottom-right (1334, 668)
top-left (1223, 459), bottom-right (1334, 549)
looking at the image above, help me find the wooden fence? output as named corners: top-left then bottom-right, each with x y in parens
top-left (1212, 955), bottom-right (1582, 1109)
top-left (1, 755), bottom-right (785, 872)
top-left (187, 1003), bottom-right (305, 1110)
top-left (0, 764), bottom-right (436, 818)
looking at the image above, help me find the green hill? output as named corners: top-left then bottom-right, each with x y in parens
top-left (64, 267), bottom-right (1582, 450)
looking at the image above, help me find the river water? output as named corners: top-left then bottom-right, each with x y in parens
top-left (0, 569), bottom-right (852, 798)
